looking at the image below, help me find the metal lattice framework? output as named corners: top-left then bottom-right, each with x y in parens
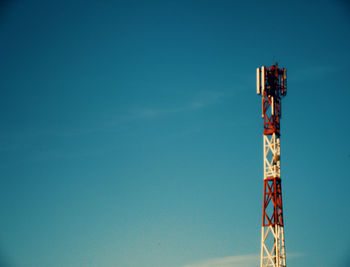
top-left (257, 63), bottom-right (287, 267)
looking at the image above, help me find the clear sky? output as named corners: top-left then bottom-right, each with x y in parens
top-left (0, 0), bottom-right (350, 267)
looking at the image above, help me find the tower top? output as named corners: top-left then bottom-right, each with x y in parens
top-left (257, 64), bottom-right (287, 136)
top-left (256, 63), bottom-right (287, 98)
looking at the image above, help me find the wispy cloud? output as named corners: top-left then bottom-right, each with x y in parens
top-left (289, 64), bottom-right (338, 83)
top-left (0, 90), bottom-right (229, 164)
top-left (181, 252), bottom-right (303, 267)
top-left (181, 254), bottom-right (258, 267)
top-left (127, 90), bottom-right (229, 120)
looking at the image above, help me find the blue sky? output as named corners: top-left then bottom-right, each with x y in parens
top-left (0, 0), bottom-right (349, 266)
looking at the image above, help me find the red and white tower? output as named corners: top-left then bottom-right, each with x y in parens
top-left (257, 63), bottom-right (287, 267)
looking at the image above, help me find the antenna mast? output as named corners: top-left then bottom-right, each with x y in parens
top-left (257, 63), bottom-right (287, 267)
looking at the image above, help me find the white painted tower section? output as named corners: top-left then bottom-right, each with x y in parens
top-left (260, 133), bottom-right (286, 267)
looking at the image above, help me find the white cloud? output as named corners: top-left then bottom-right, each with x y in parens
top-left (181, 252), bottom-right (303, 267)
top-left (128, 90), bottom-right (229, 120)
top-left (181, 254), bottom-right (258, 267)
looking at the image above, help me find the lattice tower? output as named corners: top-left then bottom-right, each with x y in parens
top-left (256, 63), bottom-right (287, 267)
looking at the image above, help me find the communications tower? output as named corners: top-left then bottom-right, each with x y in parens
top-left (256, 63), bottom-right (287, 267)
